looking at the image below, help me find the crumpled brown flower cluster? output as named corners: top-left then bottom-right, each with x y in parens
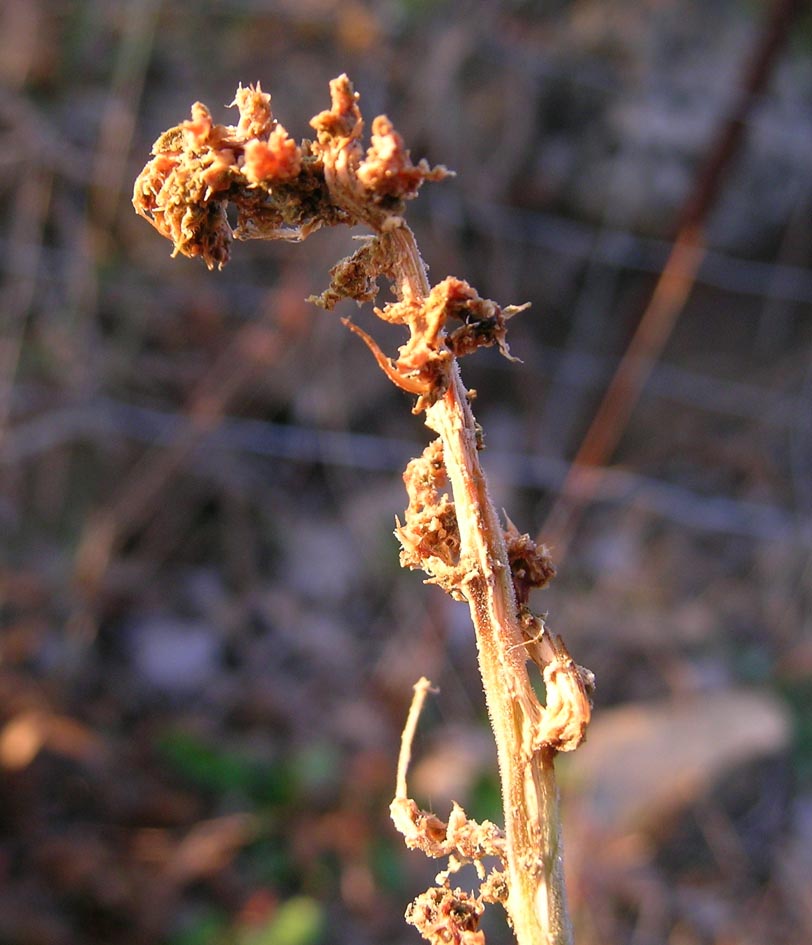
top-left (133, 75), bottom-right (448, 270)
top-left (396, 439), bottom-right (463, 595)
top-left (133, 83), bottom-right (308, 269)
top-left (405, 886), bottom-right (486, 945)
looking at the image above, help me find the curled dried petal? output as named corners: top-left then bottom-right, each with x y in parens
top-left (358, 115), bottom-right (450, 202)
top-left (536, 636), bottom-right (593, 752)
top-left (343, 319), bottom-right (430, 395)
top-left (405, 887), bottom-right (486, 945)
top-left (182, 102), bottom-right (214, 148)
top-left (242, 125), bottom-right (302, 184)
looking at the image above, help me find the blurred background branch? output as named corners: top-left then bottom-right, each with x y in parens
top-left (541, 0), bottom-right (806, 558)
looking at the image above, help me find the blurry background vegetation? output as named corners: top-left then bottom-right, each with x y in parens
top-left (2, 1), bottom-right (812, 944)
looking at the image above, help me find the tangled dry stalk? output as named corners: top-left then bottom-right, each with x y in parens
top-left (133, 74), bottom-right (593, 945)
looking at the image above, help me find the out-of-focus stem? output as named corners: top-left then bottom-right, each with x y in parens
top-left (385, 224), bottom-right (572, 945)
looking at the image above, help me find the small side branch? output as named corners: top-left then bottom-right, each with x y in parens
top-left (390, 679), bottom-right (508, 945)
top-left (395, 676), bottom-right (434, 801)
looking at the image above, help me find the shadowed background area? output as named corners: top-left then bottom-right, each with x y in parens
top-left (2, 2), bottom-right (812, 943)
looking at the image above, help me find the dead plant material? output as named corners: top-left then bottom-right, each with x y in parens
top-left (134, 75), bottom-right (592, 945)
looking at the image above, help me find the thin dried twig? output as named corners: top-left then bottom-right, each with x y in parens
top-left (394, 676), bottom-right (435, 801)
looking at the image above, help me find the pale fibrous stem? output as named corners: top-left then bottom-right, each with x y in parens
top-left (385, 223), bottom-right (573, 945)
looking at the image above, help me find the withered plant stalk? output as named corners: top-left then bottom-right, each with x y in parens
top-left (134, 75), bottom-right (593, 945)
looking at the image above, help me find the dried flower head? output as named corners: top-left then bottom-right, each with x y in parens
top-left (405, 887), bottom-right (486, 945)
top-left (504, 517), bottom-right (556, 604)
top-left (134, 74), bottom-right (449, 270)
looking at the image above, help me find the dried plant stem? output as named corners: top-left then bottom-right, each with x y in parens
top-left (132, 76), bottom-right (591, 945)
top-left (430, 373), bottom-right (571, 945)
top-left (388, 225), bottom-right (571, 945)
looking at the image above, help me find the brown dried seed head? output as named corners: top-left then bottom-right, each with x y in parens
top-left (405, 887), bottom-right (486, 945)
top-left (504, 518), bottom-right (556, 603)
top-left (134, 75), bottom-right (451, 268)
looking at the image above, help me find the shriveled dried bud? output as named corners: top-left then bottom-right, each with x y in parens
top-left (358, 115), bottom-right (449, 204)
top-left (405, 887), bottom-right (486, 945)
top-left (310, 73), bottom-right (364, 144)
top-left (443, 279), bottom-right (527, 361)
top-left (504, 517), bottom-right (556, 603)
top-left (397, 440), bottom-right (462, 590)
